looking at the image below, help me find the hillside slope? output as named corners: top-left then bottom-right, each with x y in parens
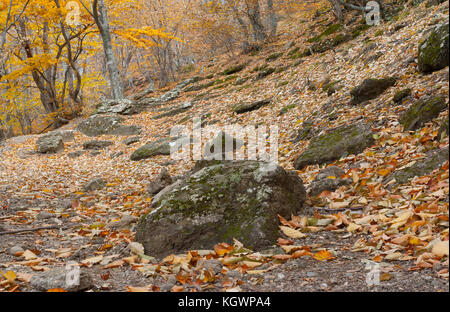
top-left (0, 2), bottom-right (448, 292)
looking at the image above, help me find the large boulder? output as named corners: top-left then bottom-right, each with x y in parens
top-left (135, 161), bottom-right (306, 258)
top-left (293, 122), bottom-right (375, 170)
top-left (399, 95), bottom-right (447, 131)
top-left (36, 134), bottom-right (64, 154)
top-left (418, 23), bottom-right (449, 73)
top-left (350, 77), bottom-right (397, 105)
top-left (384, 147), bottom-right (449, 185)
top-left (77, 115), bottom-right (141, 137)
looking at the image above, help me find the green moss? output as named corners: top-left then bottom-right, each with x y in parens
top-left (400, 95), bottom-right (447, 131)
top-left (307, 23), bottom-right (342, 43)
top-left (352, 23), bottom-right (372, 38)
top-left (278, 103), bottom-right (296, 115)
top-left (374, 30), bottom-right (384, 37)
top-left (277, 81), bottom-right (289, 87)
top-left (222, 64), bottom-right (246, 75)
top-left (266, 52), bottom-right (283, 62)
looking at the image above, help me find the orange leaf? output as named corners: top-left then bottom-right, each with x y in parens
top-left (313, 250), bottom-right (335, 261)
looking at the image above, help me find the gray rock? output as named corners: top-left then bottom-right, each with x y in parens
top-left (233, 99), bottom-right (271, 114)
top-left (148, 168), bottom-right (173, 195)
top-left (308, 166), bottom-right (352, 196)
top-left (37, 211), bottom-right (53, 220)
top-left (400, 95), bottom-right (447, 131)
top-left (130, 138), bottom-right (171, 161)
top-left (293, 122), bottom-right (375, 170)
top-left (135, 160), bottom-right (306, 258)
top-left (82, 140), bottom-right (113, 150)
top-left (83, 178), bottom-right (106, 192)
top-left (77, 115), bottom-right (141, 137)
top-left (123, 136), bottom-right (141, 145)
top-left (350, 77), bottom-right (397, 105)
top-left (418, 23), bottom-right (449, 73)
top-left (36, 135), bottom-right (64, 154)
top-left (384, 146), bottom-right (449, 185)
top-left (30, 268), bottom-right (93, 292)
top-left (96, 99), bottom-right (146, 115)
top-left (203, 259), bottom-right (223, 275)
top-left (110, 151), bottom-right (124, 159)
top-left (9, 246), bottom-right (24, 256)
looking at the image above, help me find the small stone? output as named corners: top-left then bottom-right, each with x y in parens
top-left (123, 137), bottom-right (141, 146)
top-left (203, 259), bottom-right (223, 275)
top-left (37, 211), bottom-right (53, 220)
top-left (9, 246), bottom-right (24, 256)
top-left (83, 178), bottom-right (106, 192)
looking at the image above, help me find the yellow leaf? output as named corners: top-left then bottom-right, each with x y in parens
top-left (2, 271), bottom-right (16, 283)
top-left (279, 226), bottom-right (307, 239)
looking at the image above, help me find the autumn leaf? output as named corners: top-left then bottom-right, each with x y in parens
top-left (313, 250), bottom-right (335, 261)
top-left (279, 226), bottom-right (307, 239)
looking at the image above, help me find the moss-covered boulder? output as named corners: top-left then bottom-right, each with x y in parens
top-left (293, 122), bottom-right (375, 170)
top-left (130, 138), bottom-right (171, 161)
top-left (135, 161), bottom-right (306, 258)
top-left (399, 95), bottom-right (447, 131)
top-left (418, 23), bottom-right (449, 73)
top-left (350, 77), bottom-right (397, 105)
top-left (233, 99), bottom-right (271, 114)
top-left (77, 115), bottom-right (141, 137)
top-left (384, 147), bottom-right (449, 185)
top-left (256, 67), bottom-right (275, 80)
top-left (222, 64), bottom-right (246, 75)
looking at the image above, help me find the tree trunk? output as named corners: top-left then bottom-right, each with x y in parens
top-left (94, 0), bottom-right (123, 99)
top-left (266, 0), bottom-right (277, 38)
top-left (247, 0), bottom-right (267, 42)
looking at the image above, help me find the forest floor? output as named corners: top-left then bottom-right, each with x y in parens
top-left (0, 2), bottom-right (449, 292)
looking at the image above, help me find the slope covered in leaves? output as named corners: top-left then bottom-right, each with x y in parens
top-left (0, 2), bottom-right (448, 292)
